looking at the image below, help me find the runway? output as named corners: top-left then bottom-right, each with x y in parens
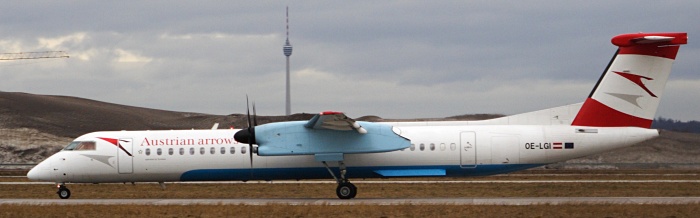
top-left (2, 197), bottom-right (700, 205)
top-left (3, 179), bottom-right (700, 185)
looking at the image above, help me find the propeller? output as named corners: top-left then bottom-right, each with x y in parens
top-left (250, 101), bottom-right (258, 166)
top-left (234, 96), bottom-right (257, 173)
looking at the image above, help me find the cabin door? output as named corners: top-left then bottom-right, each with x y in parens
top-left (460, 131), bottom-right (477, 168)
top-left (117, 138), bottom-right (134, 174)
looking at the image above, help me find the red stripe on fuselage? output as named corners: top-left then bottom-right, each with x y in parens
top-left (97, 137), bottom-right (133, 157)
top-left (572, 98), bottom-right (652, 128)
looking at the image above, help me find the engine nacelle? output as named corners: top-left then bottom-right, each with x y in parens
top-left (254, 121), bottom-right (410, 156)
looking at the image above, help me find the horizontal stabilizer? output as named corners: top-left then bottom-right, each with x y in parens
top-left (612, 33), bottom-right (687, 47)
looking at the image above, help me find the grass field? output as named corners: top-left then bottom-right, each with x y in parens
top-left (2, 204), bottom-right (700, 218)
top-left (3, 182), bottom-right (700, 199)
top-left (2, 169), bottom-right (700, 217)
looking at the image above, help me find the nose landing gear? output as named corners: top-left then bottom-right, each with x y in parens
top-left (57, 184), bottom-right (71, 199)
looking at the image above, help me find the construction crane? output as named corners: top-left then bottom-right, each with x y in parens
top-left (0, 51), bottom-right (69, 61)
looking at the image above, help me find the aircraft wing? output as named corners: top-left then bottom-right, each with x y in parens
top-left (250, 111), bottom-right (410, 157)
top-left (304, 111), bottom-right (367, 134)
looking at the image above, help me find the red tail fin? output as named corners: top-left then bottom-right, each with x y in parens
top-left (571, 32), bottom-right (687, 128)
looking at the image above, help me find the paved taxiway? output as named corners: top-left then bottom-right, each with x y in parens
top-left (3, 179), bottom-right (700, 185)
top-left (2, 197), bottom-right (700, 205)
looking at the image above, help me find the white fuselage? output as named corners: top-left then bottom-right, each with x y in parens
top-left (27, 122), bottom-right (658, 183)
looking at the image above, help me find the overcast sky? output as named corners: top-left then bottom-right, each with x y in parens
top-left (1, 1), bottom-right (698, 121)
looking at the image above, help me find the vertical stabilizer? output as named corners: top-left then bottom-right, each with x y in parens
top-left (572, 32), bottom-right (687, 128)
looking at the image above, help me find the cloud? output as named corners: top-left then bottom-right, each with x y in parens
top-left (37, 32), bottom-right (87, 50)
top-left (113, 49), bottom-right (154, 63)
top-left (0, 1), bottom-right (698, 122)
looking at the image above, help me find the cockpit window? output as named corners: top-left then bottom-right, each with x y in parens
top-left (63, 141), bottom-right (96, 151)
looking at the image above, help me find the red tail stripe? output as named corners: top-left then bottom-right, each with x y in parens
top-left (572, 98), bottom-right (652, 128)
top-left (618, 44), bottom-right (681, 60)
top-left (611, 33), bottom-right (687, 47)
top-left (612, 32), bottom-right (686, 59)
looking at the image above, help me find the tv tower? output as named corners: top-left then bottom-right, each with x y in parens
top-left (283, 6), bottom-right (293, 116)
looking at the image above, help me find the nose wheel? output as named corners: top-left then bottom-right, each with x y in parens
top-left (57, 184), bottom-right (71, 199)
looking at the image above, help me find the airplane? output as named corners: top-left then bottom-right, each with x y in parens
top-left (27, 32), bottom-right (688, 199)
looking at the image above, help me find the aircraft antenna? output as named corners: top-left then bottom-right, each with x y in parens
top-left (0, 51), bottom-right (69, 61)
top-left (283, 6), bottom-right (293, 116)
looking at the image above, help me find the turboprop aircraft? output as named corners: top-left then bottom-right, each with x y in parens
top-left (27, 32), bottom-right (688, 199)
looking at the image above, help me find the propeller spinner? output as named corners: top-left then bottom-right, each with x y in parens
top-left (233, 127), bottom-right (255, 144)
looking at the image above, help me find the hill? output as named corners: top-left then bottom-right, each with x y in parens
top-left (0, 92), bottom-right (232, 138)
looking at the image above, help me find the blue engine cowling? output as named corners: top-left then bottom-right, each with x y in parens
top-left (254, 121), bottom-right (410, 156)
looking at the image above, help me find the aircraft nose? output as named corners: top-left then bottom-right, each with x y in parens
top-left (26, 167), bottom-right (40, 180)
top-left (27, 162), bottom-right (51, 181)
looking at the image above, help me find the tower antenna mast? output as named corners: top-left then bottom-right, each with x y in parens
top-left (283, 6), bottom-right (293, 116)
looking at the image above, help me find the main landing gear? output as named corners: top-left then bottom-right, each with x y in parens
top-left (57, 183), bottom-right (71, 199)
top-left (322, 161), bottom-right (357, 199)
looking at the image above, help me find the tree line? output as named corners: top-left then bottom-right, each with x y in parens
top-left (652, 117), bottom-right (700, 133)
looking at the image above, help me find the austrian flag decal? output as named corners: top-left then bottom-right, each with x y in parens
top-left (552, 142), bottom-right (574, 149)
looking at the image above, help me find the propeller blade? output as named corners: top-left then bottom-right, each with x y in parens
top-left (252, 102), bottom-right (258, 127)
top-left (239, 95), bottom-right (255, 179)
top-left (249, 144), bottom-right (253, 167)
top-left (250, 101), bottom-right (257, 170)
top-left (246, 96), bottom-right (252, 128)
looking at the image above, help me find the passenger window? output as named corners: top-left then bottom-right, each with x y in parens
top-left (241, 146), bottom-right (247, 154)
top-left (450, 143), bottom-right (456, 151)
top-left (168, 148), bottom-right (174, 155)
top-left (430, 143), bottom-right (435, 151)
top-left (220, 147), bottom-right (226, 154)
top-left (190, 147), bottom-right (195, 155)
top-left (230, 147), bottom-right (235, 154)
top-left (145, 148), bottom-right (151, 156)
top-left (410, 144), bottom-right (415, 151)
top-left (419, 143), bottom-right (425, 151)
top-left (440, 143), bottom-right (446, 151)
top-left (210, 147), bottom-right (215, 154)
top-left (157, 148), bottom-right (162, 156)
top-left (200, 147), bottom-right (205, 155)
top-left (179, 148), bottom-right (185, 155)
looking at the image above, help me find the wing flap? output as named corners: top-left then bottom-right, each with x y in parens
top-left (305, 111), bottom-right (367, 134)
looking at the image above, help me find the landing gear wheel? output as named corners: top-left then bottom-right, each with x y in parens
top-left (347, 183), bottom-right (357, 199)
top-left (336, 182), bottom-right (357, 199)
top-left (57, 186), bottom-right (71, 199)
top-left (322, 161), bottom-right (358, 199)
